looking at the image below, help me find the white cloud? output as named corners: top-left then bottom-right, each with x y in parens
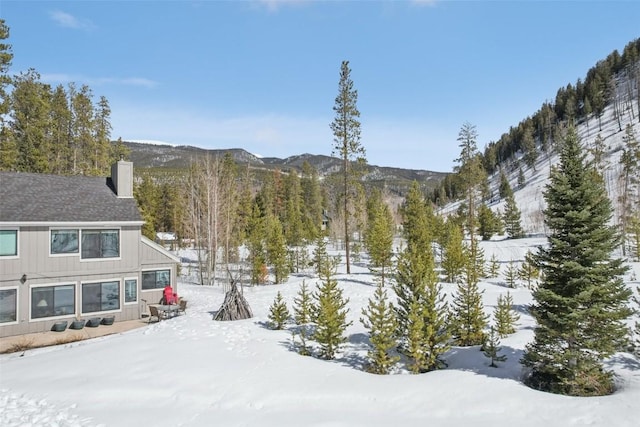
top-left (40, 73), bottom-right (158, 88)
top-left (49, 10), bottom-right (96, 31)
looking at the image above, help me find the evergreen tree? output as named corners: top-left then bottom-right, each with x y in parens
top-left (70, 84), bottom-right (95, 175)
top-left (313, 235), bottom-right (339, 278)
top-left (420, 272), bottom-right (451, 371)
top-left (401, 181), bottom-right (434, 251)
top-left (247, 200), bottom-right (267, 285)
top-left (499, 169), bottom-right (513, 199)
top-left (522, 123), bottom-right (538, 171)
top-left (517, 167), bottom-right (526, 188)
top-left (503, 192), bottom-right (525, 239)
top-left (364, 199), bottom-right (394, 287)
top-left (589, 133), bottom-right (608, 172)
top-left (493, 292), bottom-right (519, 337)
top-left (455, 122), bottom-right (486, 248)
top-left (48, 84), bottom-right (72, 174)
top-left (393, 245), bottom-right (428, 345)
top-left (405, 297), bottom-right (427, 374)
top-left (619, 124), bottom-right (640, 256)
top-left (10, 69), bottom-right (51, 173)
top-left (283, 169), bottom-right (305, 247)
top-left (483, 326), bottom-right (507, 367)
top-left (523, 126), bottom-right (632, 396)
top-left (0, 20), bottom-right (15, 171)
top-left (360, 280), bottom-right (399, 374)
top-left (442, 222), bottom-right (465, 283)
top-left (313, 268), bottom-right (351, 360)
top-left (300, 161), bottom-right (324, 240)
top-left (394, 239), bottom-right (450, 372)
top-left (292, 280), bottom-right (313, 356)
top-left (450, 274), bottom-right (488, 346)
top-left (518, 251), bottom-right (540, 290)
top-left (478, 204), bottom-right (502, 241)
top-left (268, 291), bottom-right (290, 330)
top-left (488, 254), bottom-right (500, 278)
top-left (464, 237), bottom-right (485, 286)
top-left (504, 260), bottom-right (518, 288)
top-left (293, 280), bottom-right (313, 325)
top-left (330, 60), bottom-right (366, 274)
top-left (134, 175), bottom-right (160, 240)
top-left (634, 289), bottom-right (640, 357)
top-left (265, 214), bottom-right (289, 284)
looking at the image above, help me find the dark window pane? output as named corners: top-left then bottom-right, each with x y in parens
top-left (82, 283), bottom-right (102, 313)
top-left (141, 270), bottom-right (170, 290)
top-left (51, 229), bottom-right (79, 254)
top-left (81, 231), bottom-right (101, 259)
top-left (0, 289), bottom-right (17, 323)
top-left (124, 279), bottom-right (137, 303)
top-left (31, 285), bottom-right (75, 319)
top-left (81, 230), bottom-right (119, 259)
top-left (82, 281), bottom-right (120, 313)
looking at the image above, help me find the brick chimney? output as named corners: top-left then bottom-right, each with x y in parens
top-left (111, 159), bottom-right (134, 198)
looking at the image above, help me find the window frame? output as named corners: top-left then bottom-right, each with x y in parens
top-left (81, 279), bottom-right (121, 314)
top-left (141, 269), bottom-right (171, 291)
top-left (50, 228), bottom-right (80, 256)
top-left (30, 283), bottom-right (76, 320)
top-left (0, 228), bottom-right (19, 259)
top-left (0, 286), bottom-right (19, 325)
top-left (124, 277), bottom-right (138, 305)
top-left (80, 228), bottom-right (121, 261)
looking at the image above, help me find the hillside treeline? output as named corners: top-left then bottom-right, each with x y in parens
top-left (432, 38), bottom-right (640, 205)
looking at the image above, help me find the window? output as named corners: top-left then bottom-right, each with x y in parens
top-left (51, 229), bottom-right (79, 255)
top-left (31, 285), bottom-right (75, 319)
top-left (142, 270), bottom-right (170, 290)
top-left (82, 281), bottom-right (120, 313)
top-left (0, 229), bottom-right (18, 257)
top-left (124, 278), bottom-right (137, 303)
top-left (81, 229), bottom-right (119, 259)
top-left (0, 288), bottom-right (17, 323)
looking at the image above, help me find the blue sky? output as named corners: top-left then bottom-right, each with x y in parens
top-left (2, 1), bottom-right (639, 172)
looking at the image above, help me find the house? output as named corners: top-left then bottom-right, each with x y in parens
top-left (0, 161), bottom-right (179, 337)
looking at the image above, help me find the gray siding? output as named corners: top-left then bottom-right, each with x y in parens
top-left (0, 226), bottom-right (178, 337)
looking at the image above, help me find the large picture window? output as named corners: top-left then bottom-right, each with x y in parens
top-left (31, 285), bottom-right (75, 319)
top-left (82, 281), bottom-right (120, 313)
top-left (51, 229), bottom-right (79, 254)
top-left (142, 270), bottom-right (170, 290)
top-left (0, 288), bottom-right (17, 323)
top-left (124, 278), bottom-right (137, 303)
top-left (0, 229), bottom-right (18, 257)
top-left (81, 229), bottom-right (119, 259)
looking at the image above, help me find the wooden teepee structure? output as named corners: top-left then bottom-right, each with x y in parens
top-left (214, 280), bottom-right (253, 321)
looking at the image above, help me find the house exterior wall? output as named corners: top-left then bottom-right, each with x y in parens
top-left (139, 237), bottom-right (179, 308)
top-left (0, 225), bottom-right (178, 337)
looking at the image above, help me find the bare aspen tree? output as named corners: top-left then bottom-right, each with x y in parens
top-left (186, 155), bottom-right (229, 286)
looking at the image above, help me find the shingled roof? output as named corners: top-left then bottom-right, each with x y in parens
top-left (0, 171), bottom-right (143, 223)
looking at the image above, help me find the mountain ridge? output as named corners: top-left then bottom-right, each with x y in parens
top-left (123, 140), bottom-right (448, 195)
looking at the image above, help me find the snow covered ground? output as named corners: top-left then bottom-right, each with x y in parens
top-left (1, 239), bottom-right (639, 427)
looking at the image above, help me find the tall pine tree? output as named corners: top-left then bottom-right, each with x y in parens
top-left (330, 60), bottom-right (366, 274)
top-left (523, 126), bottom-right (632, 396)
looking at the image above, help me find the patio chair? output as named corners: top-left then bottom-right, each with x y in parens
top-left (178, 299), bottom-right (187, 315)
top-left (148, 306), bottom-right (163, 323)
